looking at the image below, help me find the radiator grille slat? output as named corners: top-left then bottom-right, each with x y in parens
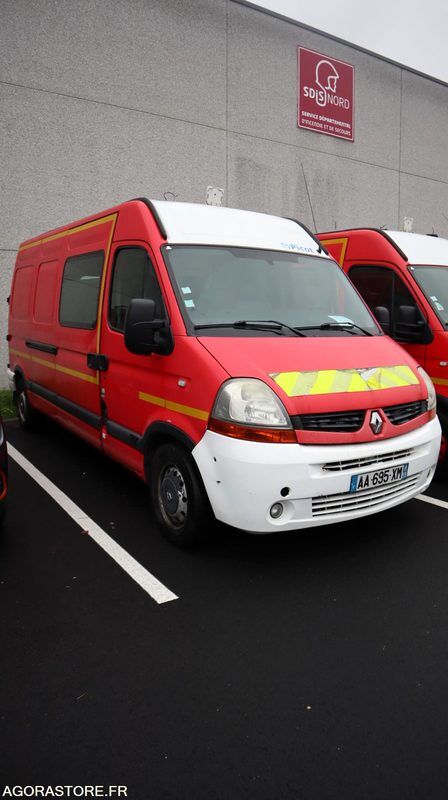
top-left (293, 410), bottom-right (364, 432)
top-left (293, 400), bottom-right (427, 433)
top-left (384, 400), bottom-right (427, 425)
top-left (323, 448), bottom-right (414, 472)
top-left (312, 474), bottom-right (420, 517)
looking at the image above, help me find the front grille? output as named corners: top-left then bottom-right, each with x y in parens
top-left (312, 473), bottom-right (420, 517)
top-left (294, 399), bottom-right (427, 433)
top-left (323, 448), bottom-right (414, 472)
top-left (293, 410), bottom-right (365, 432)
top-left (383, 400), bottom-right (427, 425)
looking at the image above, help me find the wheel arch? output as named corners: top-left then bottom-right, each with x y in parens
top-left (141, 421), bottom-right (196, 476)
top-left (13, 365), bottom-right (27, 389)
top-left (141, 421), bottom-right (214, 514)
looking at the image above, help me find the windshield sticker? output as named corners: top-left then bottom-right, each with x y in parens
top-left (280, 242), bottom-right (317, 254)
top-left (429, 295), bottom-right (445, 311)
top-left (269, 365), bottom-right (419, 397)
top-left (184, 299), bottom-right (195, 308)
top-left (328, 315), bottom-right (354, 324)
top-left (181, 286), bottom-right (192, 294)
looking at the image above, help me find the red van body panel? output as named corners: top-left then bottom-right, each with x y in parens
top-left (319, 228), bottom-right (448, 461)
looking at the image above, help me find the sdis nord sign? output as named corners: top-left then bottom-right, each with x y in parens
top-left (298, 47), bottom-right (354, 141)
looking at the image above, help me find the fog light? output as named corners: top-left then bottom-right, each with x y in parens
top-left (270, 502), bottom-right (284, 519)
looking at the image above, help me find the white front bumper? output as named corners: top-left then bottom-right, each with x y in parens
top-left (192, 418), bottom-right (441, 533)
top-left (6, 368), bottom-right (15, 392)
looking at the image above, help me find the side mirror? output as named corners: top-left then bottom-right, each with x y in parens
top-left (124, 298), bottom-right (174, 356)
top-left (374, 305), bottom-right (391, 334)
top-left (395, 304), bottom-right (433, 345)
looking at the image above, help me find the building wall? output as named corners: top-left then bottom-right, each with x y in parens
top-left (1, 0), bottom-right (448, 381)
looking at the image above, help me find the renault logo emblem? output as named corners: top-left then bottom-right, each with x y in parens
top-left (370, 411), bottom-right (383, 435)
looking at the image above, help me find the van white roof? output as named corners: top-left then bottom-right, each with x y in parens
top-left (386, 230), bottom-right (448, 266)
top-left (151, 200), bottom-right (327, 257)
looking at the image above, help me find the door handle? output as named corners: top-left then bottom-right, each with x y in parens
top-left (87, 353), bottom-right (109, 371)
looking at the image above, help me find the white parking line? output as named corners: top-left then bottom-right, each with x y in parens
top-left (417, 493), bottom-right (448, 511)
top-left (8, 444), bottom-right (178, 605)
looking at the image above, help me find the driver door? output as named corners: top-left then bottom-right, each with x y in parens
top-left (349, 264), bottom-right (429, 367)
top-left (99, 242), bottom-right (168, 472)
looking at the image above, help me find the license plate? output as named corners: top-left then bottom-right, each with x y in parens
top-left (349, 463), bottom-right (409, 493)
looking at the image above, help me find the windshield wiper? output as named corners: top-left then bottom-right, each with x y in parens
top-left (294, 322), bottom-right (373, 336)
top-left (234, 319), bottom-right (306, 336)
top-left (194, 319), bottom-right (306, 336)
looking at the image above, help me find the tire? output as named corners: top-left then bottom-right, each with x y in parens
top-left (14, 380), bottom-right (36, 430)
top-left (436, 412), bottom-right (448, 476)
top-left (149, 442), bottom-right (212, 546)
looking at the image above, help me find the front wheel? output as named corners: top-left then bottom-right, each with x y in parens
top-left (149, 443), bottom-right (212, 546)
top-left (15, 381), bottom-right (36, 430)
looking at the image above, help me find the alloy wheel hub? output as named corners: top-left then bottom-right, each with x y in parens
top-left (160, 466), bottom-right (188, 525)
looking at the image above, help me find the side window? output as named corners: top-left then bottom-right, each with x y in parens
top-left (349, 266), bottom-right (394, 318)
top-left (350, 265), bottom-right (424, 342)
top-left (109, 247), bottom-right (164, 332)
top-left (59, 251), bottom-right (104, 329)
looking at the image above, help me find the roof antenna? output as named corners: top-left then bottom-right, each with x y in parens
top-left (300, 161), bottom-right (317, 233)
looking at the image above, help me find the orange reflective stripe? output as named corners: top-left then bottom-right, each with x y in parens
top-left (9, 348), bottom-right (98, 384)
top-left (18, 214), bottom-right (118, 252)
top-left (139, 391), bottom-right (209, 421)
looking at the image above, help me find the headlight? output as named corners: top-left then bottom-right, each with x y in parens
top-left (209, 379), bottom-right (295, 443)
top-left (417, 366), bottom-right (437, 411)
top-left (212, 378), bottom-right (292, 427)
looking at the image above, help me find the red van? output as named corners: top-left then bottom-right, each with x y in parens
top-left (8, 200), bottom-right (440, 545)
top-left (318, 229), bottom-right (448, 465)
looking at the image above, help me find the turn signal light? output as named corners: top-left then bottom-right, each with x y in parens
top-left (208, 417), bottom-right (296, 443)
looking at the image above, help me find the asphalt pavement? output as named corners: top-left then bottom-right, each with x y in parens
top-left (2, 418), bottom-right (448, 800)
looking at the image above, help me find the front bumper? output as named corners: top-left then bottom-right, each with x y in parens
top-left (192, 417), bottom-right (441, 533)
top-left (6, 368), bottom-right (15, 392)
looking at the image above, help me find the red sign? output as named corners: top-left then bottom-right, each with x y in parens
top-left (298, 47), bottom-right (354, 141)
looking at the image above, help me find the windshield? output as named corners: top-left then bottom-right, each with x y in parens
top-left (410, 265), bottom-right (448, 327)
top-left (162, 246), bottom-right (380, 335)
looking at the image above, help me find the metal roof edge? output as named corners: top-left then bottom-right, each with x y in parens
top-left (232, 0), bottom-right (448, 90)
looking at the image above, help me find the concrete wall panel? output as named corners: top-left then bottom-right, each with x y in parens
top-left (0, 0), bottom-right (227, 128)
top-left (400, 71), bottom-right (448, 183)
top-left (399, 173), bottom-right (448, 238)
top-left (228, 133), bottom-right (400, 232)
top-left (0, 83), bottom-right (226, 250)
